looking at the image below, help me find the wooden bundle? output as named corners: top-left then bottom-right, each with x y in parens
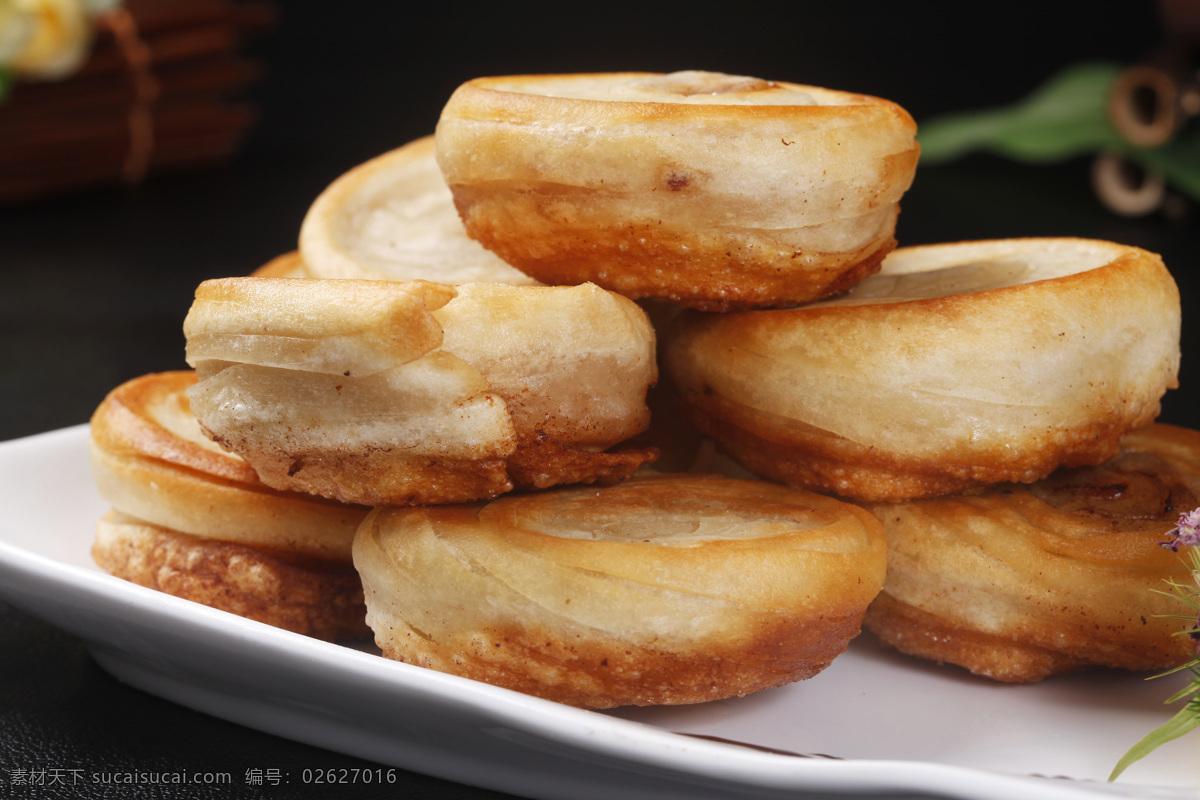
top-left (0, 0), bottom-right (274, 203)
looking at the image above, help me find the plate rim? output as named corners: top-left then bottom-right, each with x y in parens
top-left (0, 424), bottom-right (1185, 800)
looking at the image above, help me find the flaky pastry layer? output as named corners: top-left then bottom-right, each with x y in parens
top-left (354, 474), bottom-right (886, 708)
top-left (861, 423), bottom-right (1200, 682)
top-left (435, 70), bottom-right (918, 310)
top-left (665, 238), bottom-right (1182, 501)
top-left (433, 281), bottom-right (656, 449)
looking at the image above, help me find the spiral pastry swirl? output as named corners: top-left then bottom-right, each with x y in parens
top-left (861, 423), bottom-right (1200, 682)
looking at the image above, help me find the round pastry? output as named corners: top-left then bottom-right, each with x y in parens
top-left (184, 277), bottom-right (518, 506)
top-left (434, 70), bottom-right (919, 311)
top-left (299, 136), bottom-right (536, 285)
top-left (664, 237), bottom-right (1181, 502)
top-left (89, 371), bottom-right (370, 639)
top-left (184, 277), bottom-right (658, 506)
top-left (861, 423), bottom-right (1200, 682)
top-left (354, 474), bottom-right (887, 709)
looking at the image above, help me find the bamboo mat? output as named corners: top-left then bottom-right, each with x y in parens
top-left (0, 0), bottom-right (274, 203)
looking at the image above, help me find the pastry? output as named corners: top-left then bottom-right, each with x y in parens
top-left (89, 371), bottom-right (370, 640)
top-left (184, 276), bottom-right (658, 505)
top-left (435, 70), bottom-right (919, 311)
top-left (299, 135), bottom-right (536, 285)
top-left (354, 474), bottom-right (887, 708)
top-left (664, 237), bottom-right (1181, 501)
top-left (862, 423), bottom-right (1200, 682)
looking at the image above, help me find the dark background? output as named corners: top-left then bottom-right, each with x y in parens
top-left (1, 2), bottom-right (1197, 798)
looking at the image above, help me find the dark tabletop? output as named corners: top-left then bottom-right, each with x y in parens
top-left (2, 3), bottom-right (1198, 798)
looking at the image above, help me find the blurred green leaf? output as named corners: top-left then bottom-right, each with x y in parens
top-left (919, 60), bottom-right (1200, 203)
top-left (1111, 696), bottom-right (1200, 781)
top-left (1134, 131), bottom-right (1200, 201)
top-left (918, 61), bottom-right (1125, 164)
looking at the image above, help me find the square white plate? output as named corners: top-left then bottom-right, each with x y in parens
top-left (0, 425), bottom-right (1195, 800)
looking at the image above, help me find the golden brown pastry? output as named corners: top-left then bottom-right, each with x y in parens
top-left (183, 277), bottom-right (658, 506)
top-left (94, 511), bottom-right (368, 642)
top-left (89, 371), bottom-right (370, 639)
top-left (435, 70), bottom-right (919, 311)
top-left (299, 136), bottom-right (536, 285)
top-left (354, 474), bottom-right (887, 709)
top-left (862, 423), bottom-right (1200, 682)
top-left (664, 238), bottom-right (1181, 502)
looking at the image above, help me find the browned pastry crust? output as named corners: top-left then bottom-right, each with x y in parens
top-left (89, 371), bottom-right (371, 639)
top-left (435, 71), bottom-right (918, 311)
top-left (665, 238), bottom-right (1182, 501)
top-left (354, 474), bottom-right (887, 708)
top-left (864, 593), bottom-right (1091, 683)
top-left (505, 430), bottom-right (658, 491)
top-left (204, 423), bottom-right (514, 509)
top-left (861, 423), bottom-right (1200, 682)
top-left (94, 511), bottom-right (369, 640)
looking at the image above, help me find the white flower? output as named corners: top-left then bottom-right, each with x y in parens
top-left (0, 0), bottom-right (106, 81)
top-left (0, 2), bottom-right (36, 65)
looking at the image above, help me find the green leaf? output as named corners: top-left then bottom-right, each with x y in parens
top-left (1110, 699), bottom-right (1200, 781)
top-left (917, 60), bottom-right (1200, 203)
top-left (1126, 131), bottom-right (1200, 202)
top-left (918, 61), bottom-right (1126, 164)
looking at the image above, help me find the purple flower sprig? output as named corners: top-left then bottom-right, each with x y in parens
top-left (1113, 506), bottom-right (1200, 780)
top-left (1158, 509), bottom-right (1200, 552)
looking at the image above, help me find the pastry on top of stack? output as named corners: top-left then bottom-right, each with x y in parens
top-left (183, 276), bottom-right (659, 507)
top-left (434, 70), bottom-right (920, 311)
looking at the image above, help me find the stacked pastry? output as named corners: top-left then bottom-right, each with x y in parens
top-left (432, 72), bottom-right (919, 311)
top-left (664, 238), bottom-right (1181, 501)
top-left (428, 71), bottom-right (1194, 685)
top-left (429, 70), bottom-right (1193, 684)
top-left (85, 70), bottom-right (906, 707)
top-left (662, 237), bottom-right (1193, 681)
top-left (88, 69), bottom-right (1192, 708)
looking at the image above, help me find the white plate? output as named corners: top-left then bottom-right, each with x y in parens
top-left (1, 425), bottom-right (1196, 800)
